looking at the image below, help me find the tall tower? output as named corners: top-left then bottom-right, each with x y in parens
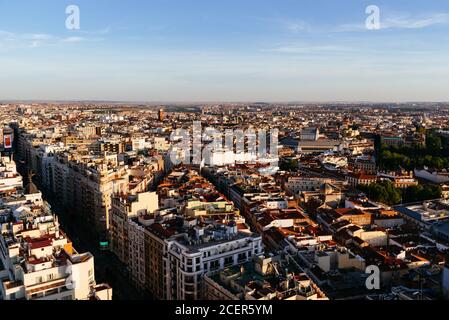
top-left (158, 108), bottom-right (165, 122)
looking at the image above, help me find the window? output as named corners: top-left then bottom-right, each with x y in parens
top-left (224, 256), bottom-right (233, 266)
top-left (210, 260), bottom-right (219, 270)
top-left (184, 284), bottom-right (195, 292)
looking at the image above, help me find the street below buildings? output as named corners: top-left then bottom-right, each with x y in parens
top-left (17, 163), bottom-right (148, 300)
top-left (51, 198), bottom-right (149, 300)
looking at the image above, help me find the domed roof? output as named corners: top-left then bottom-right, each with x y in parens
top-left (24, 172), bottom-right (40, 195)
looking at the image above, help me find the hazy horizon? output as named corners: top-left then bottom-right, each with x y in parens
top-left (2, 99), bottom-right (449, 105)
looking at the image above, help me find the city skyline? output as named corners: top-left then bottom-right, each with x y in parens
top-left (3, 101), bottom-right (449, 303)
top-left (2, 0), bottom-right (449, 307)
top-left (1, 0), bottom-right (449, 102)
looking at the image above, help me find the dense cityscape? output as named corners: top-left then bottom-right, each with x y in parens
top-left (2, 3), bottom-right (449, 316)
top-left (1, 102), bottom-right (449, 301)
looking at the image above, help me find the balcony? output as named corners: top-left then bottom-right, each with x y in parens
top-left (26, 278), bottom-right (67, 296)
top-left (4, 280), bottom-right (23, 290)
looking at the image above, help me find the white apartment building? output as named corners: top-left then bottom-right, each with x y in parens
top-left (164, 223), bottom-right (263, 300)
top-left (0, 157), bottom-right (112, 300)
top-left (125, 214), bottom-right (263, 300)
top-left (0, 212), bottom-right (112, 300)
top-left (0, 156), bottom-right (23, 194)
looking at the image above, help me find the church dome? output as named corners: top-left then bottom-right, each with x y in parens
top-left (24, 172), bottom-right (40, 195)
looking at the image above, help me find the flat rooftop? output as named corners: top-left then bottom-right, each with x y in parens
top-left (395, 200), bottom-right (449, 223)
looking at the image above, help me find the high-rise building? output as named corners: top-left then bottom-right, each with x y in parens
top-left (158, 108), bottom-right (165, 122)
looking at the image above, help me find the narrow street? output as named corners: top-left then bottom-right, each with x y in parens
top-left (55, 208), bottom-right (146, 300)
top-left (17, 162), bottom-right (148, 300)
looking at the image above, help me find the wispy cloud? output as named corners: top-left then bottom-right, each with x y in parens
top-left (282, 20), bottom-right (312, 33)
top-left (61, 36), bottom-right (87, 43)
top-left (0, 30), bottom-right (104, 51)
top-left (25, 33), bottom-right (55, 48)
top-left (76, 26), bottom-right (111, 36)
top-left (382, 13), bottom-right (449, 29)
top-left (336, 12), bottom-right (449, 32)
top-left (267, 44), bottom-right (352, 54)
top-left (250, 16), bottom-right (312, 33)
top-left (0, 31), bottom-right (52, 50)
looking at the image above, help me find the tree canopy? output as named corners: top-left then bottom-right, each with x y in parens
top-left (359, 180), bottom-right (441, 205)
top-left (378, 130), bottom-right (449, 171)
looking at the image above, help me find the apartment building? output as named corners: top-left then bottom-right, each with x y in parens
top-left (203, 254), bottom-right (328, 300)
top-left (285, 176), bottom-right (333, 194)
top-left (110, 192), bottom-right (159, 265)
top-left (16, 129), bottom-right (162, 236)
top-left (0, 156), bottom-right (23, 194)
top-left (18, 135), bottom-right (128, 233)
top-left (0, 157), bottom-right (112, 300)
top-left (0, 212), bottom-right (111, 300)
top-left (165, 223), bottom-right (262, 300)
top-left (125, 213), bottom-right (262, 300)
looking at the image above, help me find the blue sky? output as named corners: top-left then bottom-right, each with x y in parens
top-left (1, 0), bottom-right (449, 102)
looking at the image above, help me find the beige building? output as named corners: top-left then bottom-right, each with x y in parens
top-left (110, 192), bottom-right (159, 265)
